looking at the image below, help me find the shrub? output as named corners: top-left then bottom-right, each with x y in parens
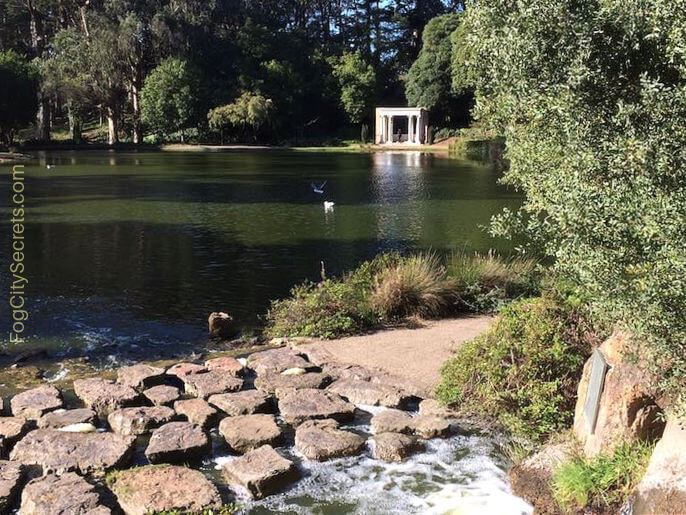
top-left (436, 293), bottom-right (592, 441)
top-left (552, 442), bottom-right (654, 512)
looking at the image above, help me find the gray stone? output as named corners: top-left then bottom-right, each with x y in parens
top-left (295, 419), bottom-right (366, 461)
top-left (117, 364), bottom-right (165, 391)
top-left (142, 385), bottom-right (181, 406)
top-left (107, 406), bottom-right (177, 436)
top-left (205, 356), bottom-right (244, 376)
top-left (0, 417), bottom-right (30, 445)
top-left (219, 414), bottom-right (283, 453)
top-left (167, 362), bottom-right (207, 377)
top-left (108, 465), bottom-right (221, 515)
top-left (278, 388), bottom-right (355, 426)
top-left (173, 398), bottom-right (218, 429)
top-left (208, 311), bottom-right (237, 339)
top-left (10, 429), bottom-right (135, 474)
top-left (73, 378), bottom-right (139, 418)
top-left (328, 378), bottom-right (413, 409)
top-left (247, 348), bottom-right (314, 375)
top-left (412, 414), bottom-right (451, 439)
top-left (222, 444), bottom-right (300, 499)
top-left (20, 472), bottom-right (110, 515)
top-left (418, 398), bottom-right (457, 418)
top-left (181, 371), bottom-right (243, 399)
top-left (371, 409), bottom-right (414, 434)
top-left (208, 390), bottom-right (273, 416)
top-left (322, 363), bottom-right (374, 382)
top-left (255, 371), bottom-right (331, 395)
top-left (10, 385), bottom-right (63, 420)
top-left (373, 432), bottom-right (424, 462)
top-left (0, 460), bottom-right (24, 512)
top-left (145, 421), bottom-right (210, 464)
top-left (37, 408), bottom-right (97, 429)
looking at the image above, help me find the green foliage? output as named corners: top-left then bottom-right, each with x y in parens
top-left (0, 51), bottom-right (38, 145)
top-left (460, 0), bottom-right (686, 411)
top-left (552, 442), bottom-right (654, 512)
top-left (330, 52), bottom-right (377, 126)
top-left (436, 294), bottom-right (592, 441)
top-left (208, 92), bottom-right (275, 141)
top-left (141, 57), bottom-right (203, 137)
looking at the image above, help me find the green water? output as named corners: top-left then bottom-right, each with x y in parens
top-left (0, 150), bottom-right (520, 360)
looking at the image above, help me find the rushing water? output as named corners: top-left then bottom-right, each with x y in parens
top-left (0, 150), bottom-right (519, 359)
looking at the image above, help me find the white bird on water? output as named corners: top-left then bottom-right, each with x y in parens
top-left (311, 181), bottom-right (326, 194)
top-left (46, 164), bottom-right (56, 169)
top-left (324, 201), bottom-right (335, 211)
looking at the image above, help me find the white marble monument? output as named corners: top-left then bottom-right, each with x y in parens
top-left (375, 107), bottom-right (429, 145)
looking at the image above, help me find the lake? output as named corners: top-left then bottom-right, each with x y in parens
top-left (0, 150), bottom-right (520, 360)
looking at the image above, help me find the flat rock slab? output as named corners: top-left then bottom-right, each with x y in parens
top-left (182, 371), bottom-right (243, 398)
top-left (109, 465), bottom-right (221, 515)
top-left (328, 378), bottom-right (413, 409)
top-left (321, 363), bottom-right (374, 382)
top-left (173, 399), bottom-right (218, 429)
top-left (37, 408), bottom-right (96, 429)
top-left (373, 432), bottom-right (424, 462)
top-left (145, 422), bottom-right (209, 464)
top-left (167, 362), bottom-right (207, 377)
top-left (0, 460), bottom-right (24, 512)
top-left (0, 417), bottom-right (30, 444)
top-left (222, 444), bottom-right (300, 499)
top-left (413, 414), bottom-right (451, 439)
top-left (143, 385), bottom-right (180, 406)
top-left (219, 414), bottom-right (283, 453)
top-left (255, 371), bottom-right (331, 395)
top-left (209, 390), bottom-right (273, 416)
top-left (418, 398), bottom-right (457, 418)
top-left (247, 348), bottom-right (314, 375)
top-left (371, 409), bottom-right (414, 434)
top-left (117, 364), bottom-right (165, 391)
top-left (205, 356), bottom-right (245, 376)
top-left (10, 429), bottom-right (135, 474)
top-left (10, 385), bottom-right (63, 420)
top-left (108, 406), bottom-right (176, 436)
top-left (295, 419), bottom-right (366, 461)
top-left (73, 378), bottom-right (139, 418)
top-left (20, 472), bottom-right (110, 515)
top-left (278, 388), bottom-right (355, 426)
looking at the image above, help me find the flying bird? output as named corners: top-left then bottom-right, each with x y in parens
top-left (311, 181), bottom-right (326, 194)
top-left (324, 201), bottom-right (335, 211)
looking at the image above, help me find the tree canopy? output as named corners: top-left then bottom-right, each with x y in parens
top-left (0, 50), bottom-right (38, 145)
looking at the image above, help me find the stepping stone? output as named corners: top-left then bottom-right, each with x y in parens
top-left (143, 385), bottom-right (180, 406)
top-left (370, 409), bottom-right (414, 434)
top-left (208, 390), bottom-right (273, 416)
top-left (10, 429), bottom-right (135, 474)
top-left (167, 362), bottom-right (207, 377)
top-left (222, 444), bottom-right (300, 499)
top-left (20, 472), bottom-right (111, 515)
top-left (373, 432), bottom-right (424, 462)
top-left (247, 348), bottom-right (314, 375)
top-left (145, 421), bottom-right (210, 463)
top-left (108, 465), bottom-right (221, 514)
top-left (219, 414), bottom-right (283, 453)
top-left (73, 378), bottom-right (139, 418)
top-left (181, 371), bottom-right (243, 399)
top-left (418, 398), bottom-right (457, 418)
top-left (255, 371), bottom-right (331, 395)
top-left (321, 363), bottom-right (374, 382)
top-left (295, 419), bottom-right (366, 461)
top-left (10, 385), bottom-right (63, 420)
top-left (37, 408), bottom-right (96, 429)
top-left (205, 356), bottom-right (244, 376)
top-left (328, 378), bottom-right (414, 409)
top-left (279, 388), bottom-right (355, 426)
top-left (0, 417), bottom-right (30, 445)
top-left (117, 364), bottom-right (165, 390)
top-left (173, 399), bottom-right (218, 429)
top-left (0, 460), bottom-right (24, 512)
top-left (413, 414), bottom-right (451, 439)
top-left (108, 406), bottom-right (177, 436)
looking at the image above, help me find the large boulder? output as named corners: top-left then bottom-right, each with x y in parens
top-left (278, 388), bottom-right (355, 426)
top-left (173, 398), bottom-right (218, 429)
top-left (108, 465), bottom-right (222, 515)
top-left (10, 429), bottom-right (135, 474)
top-left (372, 432), bottom-right (424, 462)
top-left (37, 408), bottom-right (96, 429)
top-left (167, 362), bottom-right (207, 377)
top-left (145, 421), bottom-right (210, 463)
top-left (328, 378), bottom-right (414, 409)
top-left (20, 472), bottom-right (111, 515)
top-left (418, 398), bottom-right (458, 418)
top-left (412, 414), bottom-right (452, 439)
top-left (0, 417), bottom-right (30, 446)
top-left (0, 460), bottom-right (24, 512)
top-left (142, 385), bottom-right (180, 406)
top-left (219, 414), bottom-right (284, 453)
top-left (222, 444), bottom-right (300, 499)
top-left (205, 356), bottom-right (244, 376)
top-left (208, 311), bottom-right (237, 339)
top-left (294, 419), bottom-right (366, 461)
top-left (10, 385), bottom-right (63, 420)
top-left (73, 378), bottom-right (139, 418)
top-left (247, 348), bottom-right (314, 375)
top-left (107, 406), bottom-right (176, 435)
top-left (181, 371), bottom-right (243, 399)
top-left (116, 364), bottom-right (165, 391)
top-left (573, 332), bottom-right (665, 457)
top-left (255, 371), bottom-right (331, 394)
top-left (633, 419), bottom-right (686, 514)
top-left (370, 409), bottom-right (414, 434)
top-left (209, 390), bottom-right (274, 416)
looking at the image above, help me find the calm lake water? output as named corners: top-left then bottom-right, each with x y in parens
top-left (0, 150), bottom-right (520, 360)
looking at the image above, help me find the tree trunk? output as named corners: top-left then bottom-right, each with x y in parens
top-left (68, 105), bottom-right (82, 143)
top-left (106, 106), bottom-right (119, 145)
top-left (131, 82), bottom-right (141, 144)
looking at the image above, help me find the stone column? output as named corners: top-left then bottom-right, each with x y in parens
top-left (408, 116), bottom-right (414, 143)
top-left (389, 116), bottom-right (394, 143)
top-left (415, 116), bottom-right (420, 143)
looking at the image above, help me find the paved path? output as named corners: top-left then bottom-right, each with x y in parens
top-left (299, 315), bottom-right (493, 397)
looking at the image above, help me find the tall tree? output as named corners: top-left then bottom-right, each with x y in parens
top-left (0, 50), bottom-right (38, 145)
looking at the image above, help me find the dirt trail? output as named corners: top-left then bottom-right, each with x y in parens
top-left (299, 315), bottom-right (493, 397)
